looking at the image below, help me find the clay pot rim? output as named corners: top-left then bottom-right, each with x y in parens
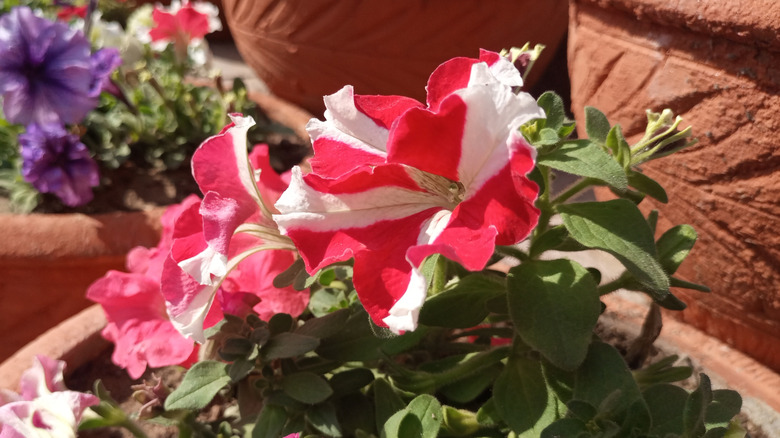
top-left (601, 293), bottom-right (780, 416)
top-left (0, 304), bottom-right (109, 392)
top-left (0, 91), bottom-right (313, 260)
top-left (574, 0), bottom-right (780, 50)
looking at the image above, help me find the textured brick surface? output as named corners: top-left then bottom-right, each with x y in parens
top-left (569, 1), bottom-right (780, 370)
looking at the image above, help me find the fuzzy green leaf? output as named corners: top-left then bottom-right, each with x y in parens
top-left (374, 378), bottom-right (406, 430)
top-left (573, 342), bottom-right (643, 421)
top-left (418, 274), bottom-right (506, 328)
top-left (307, 402), bottom-right (343, 437)
top-left (628, 170), bottom-right (668, 203)
top-left (656, 225), bottom-right (697, 274)
top-left (252, 403), bottom-right (287, 438)
top-left (164, 361), bottom-right (230, 411)
top-left (644, 383), bottom-right (689, 436)
top-left (261, 332), bottom-right (320, 360)
top-left (558, 200), bottom-right (670, 299)
top-left (584, 106), bottom-right (611, 145)
top-left (539, 140), bottom-right (628, 190)
top-left (538, 92), bottom-right (566, 132)
top-left (493, 356), bottom-right (549, 434)
top-left (281, 372), bottom-right (333, 404)
top-left (508, 259), bottom-right (600, 370)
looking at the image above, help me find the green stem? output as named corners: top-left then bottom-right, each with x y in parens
top-left (552, 177), bottom-right (596, 205)
top-left (120, 420), bottom-right (149, 438)
top-left (431, 255), bottom-right (448, 295)
top-left (495, 245), bottom-right (529, 263)
top-left (597, 273), bottom-right (632, 296)
top-left (431, 347), bottom-right (510, 387)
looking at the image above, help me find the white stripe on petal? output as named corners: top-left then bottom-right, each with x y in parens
top-left (178, 245), bottom-right (228, 285)
top-left (456, 65), bottom-right (544, 194)
top-left (382, 265), bottom-right (427, 334)
top-left (166, 283), bottom-right (219, 344)
top-left (274, 167), bottom-right (449, 234)
top-left (321, 85), bottom-right (390, 153)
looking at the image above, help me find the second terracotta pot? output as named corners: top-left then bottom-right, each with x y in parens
top-left (568, 0), bottom-right (780, 370)
top-left (222, 0), bottom-right (569, 115)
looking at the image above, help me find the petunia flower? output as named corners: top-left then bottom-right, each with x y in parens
top-left (161, 131), bottom-right (302, 343)
top-left (148, 0), bottom-right (221, 64)
top-left (273, 51), bottom-right (545, 334)
top-left (18, 123), bottom-right (99, 207)
top-left (0, 7), bottom-right (114, 126)
top-left (0, 355), bottom-right (98, 438)
top-left (87, 196), bottom-right (203, 379)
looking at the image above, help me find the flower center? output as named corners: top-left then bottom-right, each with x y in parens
top-left (406, 167), bottom-right (465, 209)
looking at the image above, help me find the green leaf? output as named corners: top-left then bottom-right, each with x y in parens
top-left (558, 200), bottom-right (670, 299)
top-left (606, 124), bottom-right (632, 169)
top-left (537, 128), bottom-right (561, 146)
top-left (541, 418), bottom-right (589, 438)
top-left (418, 274), bottom-right (506, 328)
top-left (316, 309), bottom-right (388, 361)
top-left (493, 356), bottom-right (549, 434)
top-left (164, 361), bottom-right (230, 411)
top-left (573, 342), bottom-right (643, 421)
top-left (706, 390), bottom-right (742, 431)
top-left (441, 406), bottom-right (481, 436)
top-left (584, 106), bottom-right (611, 145)
top-left (439, 363), bottom-right (502, 404)
top-left (405, 394), bottom-right (444, 438)
top-left (329, 368), bottom-right (375, 397)
top-left (538, 92), bottom-right (566, 132)
top-left (381, 395), bottom-right (442, 438)
top-left (374, 378), bottom-right (406, 430)
top-left (272, 257), bottom-right (305, 288)
top-left (508, 259), bottom-right (600, 370)
top-left (268, 313), bottom-right (294, 334)
top-left (539, 140), bottom-right (628, 191)
top-left (684, 374), bottom-right (713, 438)
top-left (228, 357), bottom-right (256, 382)
top-left (529, 225), bottom-right (570, 258)
top-left (382, 411), bottom-right (420, 438)
top-left (281, 372), bottom-right (333, 404)
top-left (252, 403), bottom-right (287, 438)
top-left (307, 402), bottom-right (343, 437)
top-left (657, 225), bottom-right (697, 274)
top-left (644, 383), bottom-right (689, 436)
top-left (261, 332), bottom-right (320, 360)
top-left (476, 398), bottom-right (501, 426)
top-left (628, 170), bottom-right (668, 203)
top-left (670, 276), bottom-right (711, 292)
top-left (295, 308), bottom-right (351, 339)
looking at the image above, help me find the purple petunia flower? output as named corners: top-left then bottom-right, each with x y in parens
top-left (0, 7), bottom-right (117, 126)
top-left (19, 123), bottom-right (99, 207)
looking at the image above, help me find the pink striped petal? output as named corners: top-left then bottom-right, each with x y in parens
top-left (308, 86), bottom-right (423, 178)
top-left (190, 114), bottom-right (260, 277)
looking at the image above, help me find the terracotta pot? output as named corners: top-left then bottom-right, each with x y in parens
top-left (0, 210), bottom-right (163, 363)
top-left (568, 0), bottom-right (780, 371)
top-left (0, 90), bottom-right (313, 364)
top-left (0, 304), bottom-right (108, 392)
top-left (221, 0), bottom-right (569, 115)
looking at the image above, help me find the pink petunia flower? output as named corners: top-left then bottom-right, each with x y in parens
top-left (273, 50), bottom-right (544, 334)
top-left (87, 196), bottom-right (202, 379)
top-left (148, 0), bottom-right (221, 62)
top-left (161, 134), bottom-right (302, 343)
top-left (0, 356), bottom-right (98, 438)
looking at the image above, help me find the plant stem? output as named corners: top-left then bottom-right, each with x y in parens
top-left (120, 420), bottom-right (149, 438)
top-left (432, 346), bottom-right (510, 387)
top-left (431, 255), bottom-right (448, 295)
top-left (495, 245), bottom-right (529, 263)
top-left (597, 273), bottom-right (632, 296)
top-left (552, 177), bottom-right (596, 205)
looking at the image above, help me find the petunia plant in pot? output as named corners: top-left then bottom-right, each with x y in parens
top-left (0, 0), bottom-right (303, 214)
top-left (0, 47), bottom-right (749, 437)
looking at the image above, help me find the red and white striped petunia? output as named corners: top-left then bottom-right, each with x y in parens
top-left (161, 121), bottom-right (298, 342)
top-left (273, 51), bottom-right (544, 333)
